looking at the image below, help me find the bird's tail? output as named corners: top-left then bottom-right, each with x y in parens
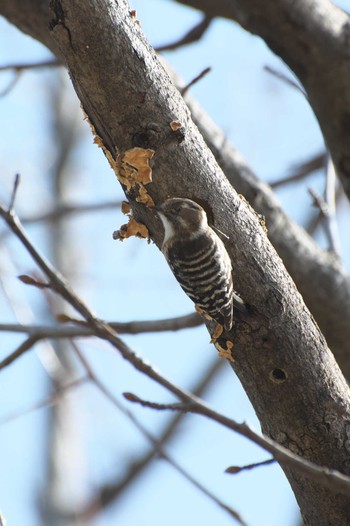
top-left (233, 292), bottom-right (249, 315)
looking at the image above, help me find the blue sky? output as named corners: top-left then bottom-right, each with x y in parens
top-left (0, 1), bottom-right (349, 525)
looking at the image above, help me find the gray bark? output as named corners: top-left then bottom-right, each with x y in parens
top-left (2, 1), bottom-right (350, 524)
top-left (173, 0), bottom-right (350, 203)
top-left (181, 89), bottom-right (350, 379)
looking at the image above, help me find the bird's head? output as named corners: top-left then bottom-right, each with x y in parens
top-left (152, 198), bottom-right (208, 243)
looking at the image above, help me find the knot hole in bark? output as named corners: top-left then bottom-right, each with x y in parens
top-left (269, 368), bottom-right (287, 383)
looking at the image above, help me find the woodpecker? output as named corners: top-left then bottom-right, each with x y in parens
top-left (152, 198), bottom-right (247, 331)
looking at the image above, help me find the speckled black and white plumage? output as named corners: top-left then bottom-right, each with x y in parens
top-left (153, 198), bottom-right (246, 330)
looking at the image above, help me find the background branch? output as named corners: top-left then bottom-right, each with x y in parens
top-left (155, 14), bottom-right (213, 52)
top-left (0, 312), bottom-right (202, 338)
top-left (2, 202), bottom-right (350, 511)
top-left (72, 345), bottom-right (246, 524)
top-left (173, 0), bottom-right (350, 203)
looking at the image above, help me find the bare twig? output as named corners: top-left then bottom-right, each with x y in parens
top-left (21, 199), bottom-right (122, 224)
top-left (308, 188), bottom-right (328, 215)
top-left (0, 312), bottom-right (202, 339)
top-left (0, 376), bottom-right (88, 426)
top-left (79, 358), bottom-right (224, 519)
top-left (181, 66), bottom-right (211, 96)
top-left (155, 15), bottom-right (213, 52)
top-left (0, 335), bottom-right (40, 370)
top-left (123, 392), bottom-right (190, 411)
top-left (305, 209), bottom-right (323, 237)
top-left (0, 200), bottom-right (123, 243)
top-left (8, 173), bottom-right (20, 214)
top-left (324, 156), bottom-right (341, 257)
top-left (0, 60), bottom-right (61, 97)
top-left (72, 343), bottom-right (246, 525)
top-left (308, 174), bottom-right (341, 257)
top-left (123, 390), bottom-right (350, 497)
top-left (270, 152), bottom-right (326, 189)
top-left (225, 458), bottom-right (275, 474)
top-left (305, 181), bottom-right (342, 237)
top-left (0, 203), bottom-right (106, 324)
top-left (0, 71), bottom-right (21, 97)
top-left (2, 204), bottom-right (350, 498)
top-left (264, 65), bottom-right (306, 96)
top-left (0, 245), bottom-right (76, 381)
top-left (0, 59), bottom-right (60, 72)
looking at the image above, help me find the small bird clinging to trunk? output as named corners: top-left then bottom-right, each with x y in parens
top-left (152, 197), bottom-right (247, 331)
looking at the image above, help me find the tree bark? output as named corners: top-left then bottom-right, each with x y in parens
top-left (175, 77), bottom-right (350, 380)
top-left (2, 1), bottom-right (350, 524)
top-left (173, 0), bottom-right (350, 203)
top-left (3, 0), bottom-right (350, 378)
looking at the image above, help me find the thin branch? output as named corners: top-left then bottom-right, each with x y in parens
top-left (0, 59), bottom-right (61, 72)
top-left (79, 358), bottom-right (224, 519)
top-left (225, 458), bottom-right (275, 474)
top-left (0, 203), bottom-right (108, 324)
top-left (0, 376), bottom-right (88, 426)
top-left (0, 60), bottom-right (61, 98)
top-left (0, 71), bottom-right (21, 97)
top-left (0, 199), bottom-right (123, 243)
top-left (0, 312), bottom-right (202, 338)
top-left (155, 15), bottom-right (213, 52)
top-left (181, 66), bottom-right (211, 96)
top-left (264, 65), bottom-right (306, 96)
top-left (21, 199), bottom-right (122, 224)
top-left (72, 343), bottom-right (246, 525)
top-left (2, 204), bottom-right (350, 498)
top-left (324, 156), bottom-right (341, 256)
top-left (305, 209), bottom-right (323, 237)
top-left (269, 152), bottom-right (326, 189)
top-left (0, 244), bottom-right (76, 381)
top-left (80, 450), bottom-right (155, 520)
top-left (123, 390), bottom-right (350, 497)
top-left (308, 180), bottom-right (341, 257)
top-left (8, 173), bottom-right (20, 213)
top-left (305, 181), bottom-right (343, 238)
top-left (308, 188), bottom-right (328, 215)
top-left (123, 392), bottom-right (189, 411)
top-left (0, 335), bottom-right (40, 370)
